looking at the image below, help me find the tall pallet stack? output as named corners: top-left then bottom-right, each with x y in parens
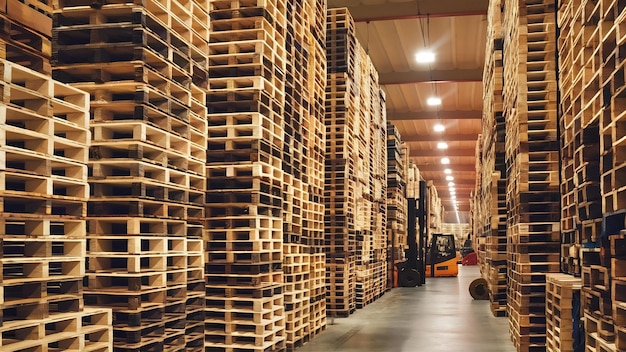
top-left (301, 0), bottom-right (328, 344)
top-left (476, 0), bottom-right (508, 317)
top-left (52, 0), bottom-right (209, 350)
top-left (427, 181), bottom-right (443, 237)
top-left (472, 139), bottom-right (487, 283)
top-left (386, 123), bottom-right (408, 288)
top-left (557, 0), bottom-right (604, 279)
top-left (305, 0), bottom-right (328, 341)
top-left (282, 0), bottom-right (327, 348)
top-left (325, 7), bottom-right (358, 317)
top-left (502, 0), bottom-right (561, 350)
top-left (556, 0), bottom-right (625, 350)
top-left (0, 57), bottom-right (114, 351)
top-left (352, 52), bottom-right (386, 310)
top-left (357, 64), bottom-right (387, 308)
top-left (325, 7), bottom-right (387, 316)
top-left (205, 0), bottom-right (287, 351)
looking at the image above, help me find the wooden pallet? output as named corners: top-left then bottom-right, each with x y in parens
top-left (0, 307), bottom-right (113, 351)
top-left (545, 273), bottom-right (581, 352)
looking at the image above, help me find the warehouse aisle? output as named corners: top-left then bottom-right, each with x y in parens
top-left (298, 266), bottom-right (515, 352)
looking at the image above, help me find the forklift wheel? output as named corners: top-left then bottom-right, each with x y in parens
top-left (398, 269), bottom-right (421, 287)
top-left (469, 278), bottom-right (489, 300)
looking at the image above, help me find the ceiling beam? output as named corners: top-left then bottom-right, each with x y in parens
top-left (415, 164), bottom-right (476, 172)
top-left (380, 69), bottom-right (482, 84)
top-left (410, 148), bottom-right (477, 157)
top-left (431, 183), bottom-right (475, 190)
top-left (327, 0), bottom-right (489, 22)
top-left (388, 110), bottom-right (481, 121)
top-left (402, 133), bottom-right (478, 142)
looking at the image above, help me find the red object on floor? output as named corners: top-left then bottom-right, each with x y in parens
top-left (462, 252), bottom-right (478, 266)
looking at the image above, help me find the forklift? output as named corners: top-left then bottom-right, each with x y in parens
top-left (396, 181), bottom-right (459, 286)
top-left (425, 233), bottom-right (459, 277)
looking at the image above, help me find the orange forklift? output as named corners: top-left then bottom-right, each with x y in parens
top-left (425, 233), bottom-right (459, 277)
top-left (396, 181), bottom-right (458, 286)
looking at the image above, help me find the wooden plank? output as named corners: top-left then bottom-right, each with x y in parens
top-left (6, 0), bottom-right (51, 37)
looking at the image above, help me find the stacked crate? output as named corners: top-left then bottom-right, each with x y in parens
top-left (502, 0), bottom-right (561, 350)
top-left (325, 7), bottom-right (387, 315)
top-left (544, 273), bottom-right (581, 352)
top-left (386, 123), bottom-right (408, 287)
top-left (52, 0), bottom-right (209, 350)
top-left (0, 58), bottom-right (113, 351)
top-left (205, 0), bottom-right (286, 351)
top-left (0, 0), bottom-right (52, 75)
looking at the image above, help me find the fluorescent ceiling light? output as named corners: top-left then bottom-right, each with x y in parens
top-left (446, 176), bottom-right (454, 181)
top-left (444, 169), bottom-right (452, 174)
top-left (434, 124), bottom-right (445, 132)
top-left (437, 142), bottom-right (448, 149)
top-left (415, 50), bottom-right (435, 63)
top-left (441, 157), bottom-right (450, 164)
top-left (427, 97), bottom-right (442, 106)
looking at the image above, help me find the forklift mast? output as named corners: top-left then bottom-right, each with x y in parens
top-left (398, 180), bottom-right (428, 287)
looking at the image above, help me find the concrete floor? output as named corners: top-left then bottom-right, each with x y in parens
top-left (298, 266), bottom-right (516, 352)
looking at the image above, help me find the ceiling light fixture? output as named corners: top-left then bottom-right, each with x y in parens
top-left (415, 50), bottom-right (435, 63)
top-left (446, 175), bottom-right (454, 181)
top-left (444, 169), bottom-right (452, 174)
top-left (427, 97), bottom-right (442, 106)
top-left (434, 124), bottom-right (445, 132)
top-left (441, 157), bottom-right (450, 164)
top-left (437, 142), bottom-right (448, 149)
top-left (448, 182), bottom-right (455, 187)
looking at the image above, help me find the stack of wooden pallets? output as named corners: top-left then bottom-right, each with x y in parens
top-left (205, 0), bottom-right (287, 351)
top-left (544, 273), bottom-right (581, 352)
top-left (427, 181), bottom-right (443, 237)
top-left (281, 0), bottom-right (327, 348)
top-left (325, 7), bottom-right (387, 316)
top-left (325, 7), bottom-right (358, 317)
top-left (557, 0), bottom-right (605, 278)
top-left (0, 58), bottom-right (113, 351)
top-left (386, 123), bottom-right (408, 287)
top-left (610, 234), bottom-right (626, 351)
top-left (305, 1), bottom-right (328, 341)
top-left (52, 0), bottom-right (209, 349)
top-left (473, 0), bottom-right (508, 318)
top-left (354, 53), bottom-right (387, 309)
top-left (0, 0), bottom-right (52, 74)
top-left (556, 0), bottom-right (625, 351)
top-left (502, 0), bottom-right (561, 350)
